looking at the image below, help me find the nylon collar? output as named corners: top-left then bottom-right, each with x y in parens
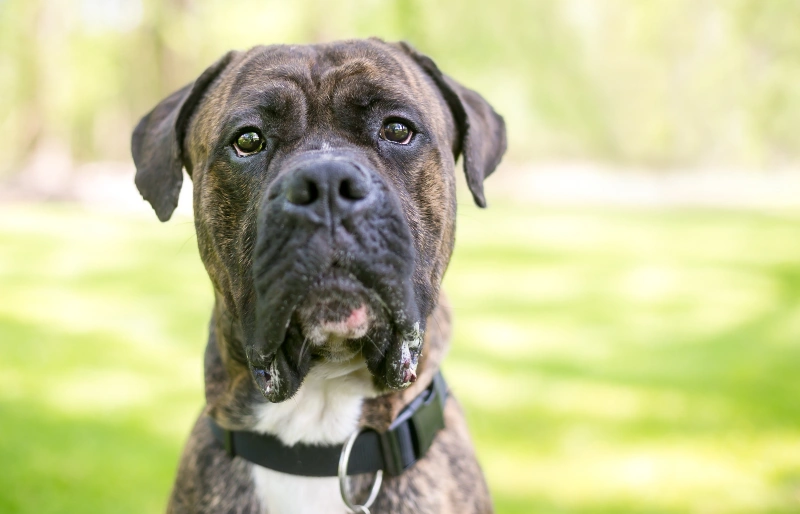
top-left (207, 372), bottom-right (448, 477)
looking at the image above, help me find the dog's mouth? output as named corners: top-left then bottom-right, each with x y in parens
top-left (249, 261), bottom-right (424, 403)
top-left (294, 270), bottom-right (380, 364)
top-left (297, 271), bottom-right (374, 343)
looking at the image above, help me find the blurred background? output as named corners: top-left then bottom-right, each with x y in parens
top-left (2, 0), bottom-right (800, 513)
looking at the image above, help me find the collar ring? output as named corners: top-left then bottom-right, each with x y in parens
top-left (338, 427), bottom-right (383, 514)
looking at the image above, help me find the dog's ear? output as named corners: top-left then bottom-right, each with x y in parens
top-left (131, 52), bottom-right (235, 221)
top-left (399, 42), bottom-right (507, 207)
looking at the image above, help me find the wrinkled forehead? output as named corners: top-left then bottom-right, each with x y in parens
top-left (219, 40), bottom-right (445, 120)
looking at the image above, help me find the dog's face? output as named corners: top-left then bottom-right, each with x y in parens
top-left (132, 39), bottom-right (505, 402)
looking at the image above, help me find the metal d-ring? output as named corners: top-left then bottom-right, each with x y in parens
top-left (338, 428), bottom-right (383, 514)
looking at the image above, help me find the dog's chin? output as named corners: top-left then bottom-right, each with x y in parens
top-left (297, 292), bottom-right (372, 344)
top-left (316, 346), bottom-right (360, 363)
top-left (302, 283), bottom-right (386, 360)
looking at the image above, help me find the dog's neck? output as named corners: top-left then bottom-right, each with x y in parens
top-left (203, 291), bottom-right (452, 437)
top-left (202, 293), bottom-right (451, 514)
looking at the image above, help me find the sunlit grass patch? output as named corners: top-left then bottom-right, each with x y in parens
top-left (445, 203), bottom-right (800, 513)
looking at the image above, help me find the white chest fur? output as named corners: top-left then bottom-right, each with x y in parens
top-left (250, 359), bottom-right (376, 514)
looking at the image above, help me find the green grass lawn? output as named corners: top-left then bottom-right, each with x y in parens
top-left (1, 201), bottom-right (800, 513)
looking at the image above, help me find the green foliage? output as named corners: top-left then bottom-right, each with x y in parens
top-left (1, 203), bottom-right (799, 513)
top-left (2, 0), bottom-right (800, 172)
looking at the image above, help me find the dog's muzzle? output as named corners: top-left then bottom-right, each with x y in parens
top-left (249, 155), bottom-right (424, 402)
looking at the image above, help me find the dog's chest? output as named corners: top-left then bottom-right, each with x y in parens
top-left (250, 361), bottom-right (374, 514)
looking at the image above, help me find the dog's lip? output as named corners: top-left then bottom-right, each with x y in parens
top-left (305, 304), bottom-right (370, 343)
top-left (251, 366), bottom-right (272, 392)
top-left (294, 269), bottom-right (381, 340)
top-left (342, 304), bottom-right (369, 330)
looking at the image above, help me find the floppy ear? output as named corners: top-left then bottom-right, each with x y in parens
top-left (131, 52), bottom-right (235, 221)
top-left (399, 42), bottom-right (507, 207)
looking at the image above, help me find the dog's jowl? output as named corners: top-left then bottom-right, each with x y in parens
top-left (131, 39), bottom-right (506, 514)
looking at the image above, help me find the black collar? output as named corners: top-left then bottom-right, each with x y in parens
top-left (207, 372), bottom-right (448, 477)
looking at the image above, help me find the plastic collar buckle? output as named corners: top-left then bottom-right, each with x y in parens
top-left (378, 373), bottom-right (447, 476)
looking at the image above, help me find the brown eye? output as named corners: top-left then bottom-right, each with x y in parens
top-left (380, 120), bottom-right (412, 144)
top-left (233, 131), bottom-right (264, 156)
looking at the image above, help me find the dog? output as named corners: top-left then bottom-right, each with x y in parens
top-left (131, 38), bottom-right (506, 514)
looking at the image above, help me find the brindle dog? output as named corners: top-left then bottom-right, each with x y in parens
top-left (132, 39), bottom-right (506, 514)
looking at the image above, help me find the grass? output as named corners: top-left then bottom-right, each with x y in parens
top-left (1, 201), bottom-right (800, 513)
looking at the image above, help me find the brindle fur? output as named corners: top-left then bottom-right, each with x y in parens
top-left (131, 38), bottom-right (505, 513)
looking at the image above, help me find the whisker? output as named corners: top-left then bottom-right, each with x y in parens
top-left (298, 336), bottom-right (311, 362)
top-left (364, 334), bottom-right (381, 354)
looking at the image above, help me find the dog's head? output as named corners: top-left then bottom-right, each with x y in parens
top-left (131, 39), bottom-right (505, 402)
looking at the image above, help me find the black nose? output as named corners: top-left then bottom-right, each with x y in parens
top-left (282, 160), bottom-right (372, 221)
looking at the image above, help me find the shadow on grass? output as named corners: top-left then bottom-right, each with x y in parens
top-left (0, 311), bottom-right (200, 514)
top-left (0, 400), bottom-right (183, 514)
top-left (456, 303), bottom-right (800, 436)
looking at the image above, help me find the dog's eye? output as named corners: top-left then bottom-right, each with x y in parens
top-left (233, 131), bottom-right (265, 156)
top-left (380, 120), bottom-right (413, 145)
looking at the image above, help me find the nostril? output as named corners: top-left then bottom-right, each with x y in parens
top-left (339, 178), bottom-right (369, 201)
top-left (286, 180), bottom-right (318, 205)
top-left (339, 180), bottom-right (354, 200)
